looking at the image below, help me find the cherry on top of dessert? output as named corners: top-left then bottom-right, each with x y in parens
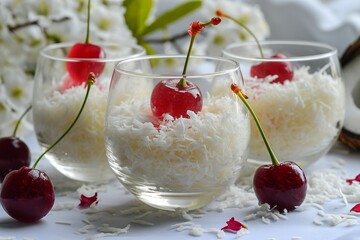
top-left (65, 0), bottom-right (105, 87)
top-left (250, 53), bottom-right (294, 84)
top-left (150, 17), bottom-right (221, 120)
top-left (216, 9), bottom-right (294, 84)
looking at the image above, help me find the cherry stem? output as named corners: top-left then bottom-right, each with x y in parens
top-left (178, 35), bottom-right (196, 87)
top-left (12, 105), bottom-right (32, 138)
top-left (85, 0), bottom-right (91, 44)
top-left (32, 73), bottom-right (96, 169)
top-left (231, 83), bottom-right (280, 166)
top-left (217, 10), bottom-right (264, 58)
top-left (178, 18), bottom-right (220, 88)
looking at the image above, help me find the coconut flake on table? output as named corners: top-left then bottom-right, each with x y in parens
top-left (246, 66), bottom-right (345, 161)
top-left (83, 224), bottom-right (130, 240)
top-left (207, 159), bottom-right (360, 225)
top-left (106, 94), bottom-right (250, 190)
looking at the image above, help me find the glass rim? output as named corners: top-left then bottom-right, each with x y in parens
top-left (222, 40), bottom-right (338, 62)
top-left (39, 42), bottom-right (146, 62)
top-left (114, 54), bottom-right (241, 79)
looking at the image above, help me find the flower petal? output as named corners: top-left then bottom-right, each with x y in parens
top-left (221, 217), bottom-right (247, 233)
top-left (79, 192), bottom-right (98, 208)
top-left (346, 174), bottom-right (360, 185)
top-left (350, 203), bottom-right (360, 213)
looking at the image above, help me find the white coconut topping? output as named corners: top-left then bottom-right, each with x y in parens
top-left (55, 220), bottom-right (72, 225)
top-left (106, 95), bottom-right (250, 190)
top-left (130, 219), bottom-right (155, 226)
top-left (33, 84), bottom-right (112, 181)
top-left (78, 224), bottom-right (95, 234)
top-left (246, 66), bottom-right (345, 161)
top-left (85, 224), bottom-right (130, 240)
top-left (52, 202), bottom-right (76, 211)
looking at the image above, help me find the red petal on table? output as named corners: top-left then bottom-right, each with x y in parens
top-left (350, 203), bottom-right (360, 212)
top-left (346, 174), bottom-right (360, 185)
top-left (79, 192), bottom-right (98, 208)
top-left (221, 217), bottom-right (247, 233)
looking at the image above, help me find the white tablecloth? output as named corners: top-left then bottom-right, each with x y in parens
top-left (1, 133), bottom-right (360, 240)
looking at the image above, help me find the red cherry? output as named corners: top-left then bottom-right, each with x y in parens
top-left (66, 42), bottom-right (105, 86)
top-left (0, 167), bottom-right (55, 222)
top-left (253, 161), bottom-right (307, 212)
top-left (0, 137), bottom-right (31, 182)
top-left (150, 78), bottom-right (203, 119)
top-left (250, 53), bottom-right (294, 84)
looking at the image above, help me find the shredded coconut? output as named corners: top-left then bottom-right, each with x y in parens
top-left (52, 202), bottom-right (76, 211)
top-left (246, 67), bottom-right (344, 163)
top-left (106, 94), bottom-right (250, 190)
top-left (78, 224), bottom-right (95, 234)
top-left (33, 84), bottom-right (113, 182)
top-left (314, 210), bottom-right (358, 226)
top-left (55, 220), bottom-right (72, 225)
top-left (173, 222), bottom-right (226, 239)
top-left (130, 219), bottom-right (155, 226)
top-left (85, 224), bottom-right (130, 240)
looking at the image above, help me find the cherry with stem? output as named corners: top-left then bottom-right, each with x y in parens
top-left (231, 83), bottom-right (307, 212)
top-left (66, 0), bottom-right (105, 86)
top-left (217, 10), bottom-right (293, 84)
top-left (150, 17), bottom-right (221, 120)
top-left (0, 73), bottom-right (96, 223)
top-left (0, 106), bottom-right (32, 182)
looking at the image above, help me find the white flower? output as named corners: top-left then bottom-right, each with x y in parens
top-left (0, 0), bottom-right (135, 137)
top-left (0, 0), bottom-right (270, 138)
top-left (202, 25), bottom-right (240, 57)
top-left (155, 42), bottom-right (184, 73)
top-left (200, 0), bottom-right (270, 56)
top-left (90, 3), bottom-right (135, 43)
top-left (0, 84), bottom-right (32, 137)
top-left (1, 66), bottom-right (33, 110)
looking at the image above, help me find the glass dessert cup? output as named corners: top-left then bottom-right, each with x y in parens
top-left (105, 55), bottom-right (250, 211)
top-left (32, 42), bottom-right (145, 182)
top-left (223, 41), bottom-right (345, 168)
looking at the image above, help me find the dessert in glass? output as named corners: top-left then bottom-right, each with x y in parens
top-left (105, 55), bottom-right (250, 210)
top-left (32, 42), bottom-right (145, 182)
top-left (223, 41), bottom-right (345, 168)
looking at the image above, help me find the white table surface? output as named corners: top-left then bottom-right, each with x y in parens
top-left (1, 133), bottom-right (360, 240)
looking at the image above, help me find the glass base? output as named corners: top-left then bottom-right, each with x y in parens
top-left (113, 171), bottom-right (223, 211)
top-left (37, 142), bottom-right (113, 182)
top-left (48, 158), bottom-right (113, 182)
top-left (122, 182), bottom-right (221, 211)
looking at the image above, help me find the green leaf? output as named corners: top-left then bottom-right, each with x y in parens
top-left (123, 0), bottom-right (153, 38)
top-left (139, 42), bottom-right (159, 67)
top-left (141, 0), bottom-right (202, 37)
top-left (139, 42), bottom-right (157, 55)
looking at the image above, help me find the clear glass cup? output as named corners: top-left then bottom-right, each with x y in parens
top-left (32, 42), bottom-right (145, 182)
top-left (105, 55), bottom-right (250, 210)
top-left (223, 41), bottom-right (345, 168)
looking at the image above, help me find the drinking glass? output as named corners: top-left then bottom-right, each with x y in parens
top-left (105, 55), bottom-right (250, 210)
top-left (32, 42), bottom-right (145, 182)
top-left (223, 41), bottom-right (345, 168)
